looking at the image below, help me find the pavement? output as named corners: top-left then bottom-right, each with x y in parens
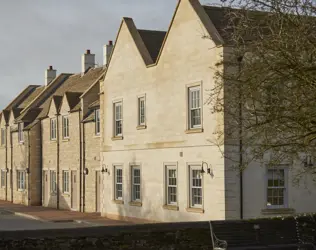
top-left (0, 200), bottom-right (134, 227)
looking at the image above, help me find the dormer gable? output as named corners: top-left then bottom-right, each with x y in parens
top-left (60, 92), bottom-right (82, 115)
top-left (47, 96), bottom-right (61, 118)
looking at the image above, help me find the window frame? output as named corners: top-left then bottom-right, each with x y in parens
top-left (131, 165), bottom-right (141, 202)
top-left (1, 128), bottom-right (5, 146)
top-left (18, 123), bottom-right (24, 143)
top-left (188, 164), bottom-right (203, 208)
top-left (165, 164), bottom-right (178, 206)
top-left (50, 170), bottom-right (57, 194)
top-left (50, 118), bottom-right (57, 141)
top-left (17, 170), bottom-right (26, 191)
top-left (265, 166), bottom-right (288, 209)
top-left (62, 116), bottom-right (69, 139)
top-left (138, 96), bottom-right (146, 126)
top-left (95, 109), bottom-right (100, 136)
top-left (114, 165), bottom-right (123, 201)
top-left (62, 170), bottom-right (70, 194)
top-left (188, 85), bottom-right (202, 129)
top-left (113, 101), bottom-right (123, 137)
top-left (0, 170), bottom-right (5, 188)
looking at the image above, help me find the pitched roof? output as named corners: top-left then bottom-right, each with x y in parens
top-left (17, 86), bottom-right (45, 109)
top-left (24, 67), bottom-right (105, 130)
top-left (88, 99), bottom-right (100, 109)
top-left (65, 92), bottom-right (82, 111)
top-left (82, 109), bottom-right (95, 123)
top-left (138, 29), bottom-right (166, 62)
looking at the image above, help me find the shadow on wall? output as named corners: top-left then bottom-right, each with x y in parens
top-left (45, 186), bottom-right (71, 211)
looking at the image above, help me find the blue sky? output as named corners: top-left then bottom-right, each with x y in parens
top-left (0, 0), bottom-right (219, 110)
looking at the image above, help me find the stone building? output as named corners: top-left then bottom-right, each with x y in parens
top-left (100, 0), bottom-right (316, 222)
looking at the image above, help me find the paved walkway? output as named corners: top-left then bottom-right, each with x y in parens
top-left (0, 200), bottom-right (134, 226)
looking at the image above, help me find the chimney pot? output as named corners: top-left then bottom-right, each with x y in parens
top-left (109, 40), bottom-right (113, 46)
top-left (49, 65), bottom-right (53, 70)
top-left (86, 49), bottom-right (90, 54)
top-left (103, 40), bottom-right (114, 67)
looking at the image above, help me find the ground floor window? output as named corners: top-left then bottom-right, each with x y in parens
top-left (131, 166), bottom-right (141, 202)
top-left (63, 171), bottom-right (70, 193)
top-left (17, 170), bottom-right (26, 190)
top-left (50, 171), bottom-right (57, 194)
top-left (165, 165), bottom-right (177, 206)
top-left (189, 165), bottom-right (203, 208)
top-left (114, 166), bottom-right (123, 200)
top-left (267, 168), bottom-right (287, 208)
top-left (0, 170), bottom-right (5, 188)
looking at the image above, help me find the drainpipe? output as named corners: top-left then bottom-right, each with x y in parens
top-left (5, 124), bottom-right (8, 201)
top-left (27, 130), bottom-right (31, 206)
top-left (10, 129), bottom-right (13, 203)
top-left (39, 121), bottom-right (43, 206)
top-left (56, 115), bottom-right (60, 209)
top-left (237, 55), bottom-right (244, 220)
top-left (79, 110), bottom-right (83, 212)
top-left (82, 120), bottom-right (86, 213)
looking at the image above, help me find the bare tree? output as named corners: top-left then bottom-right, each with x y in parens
top-left (208, 0), bottom-right (316, 179)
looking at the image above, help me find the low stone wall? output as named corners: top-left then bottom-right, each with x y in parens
top-left (0, 215), bottom-right (315, 249)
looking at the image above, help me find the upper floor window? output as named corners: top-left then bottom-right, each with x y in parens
top-left (18, 123), bottom-right (24, 143)
top-left (62, 116), bottom-right (69, 139)
top-left (188, 86), bottom-right (201, 129)
top-left (95, 109), bottom-right (100, 135)
top-left (1, 128), bottom-right (5, 146)
top-left (266, 168), bottom-right (287, 208)
top-left (50, 118), bottom-right (57, 140)
top-left (114, 101), bottom-right (123, 137)
top-left (138, 96), bottom-right (146, 126)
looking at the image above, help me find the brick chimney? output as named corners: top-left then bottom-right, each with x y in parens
top-left (103, 40), bottom-right (114, 67)
top-left (45, 66), bottom-right (57, 86)
top-left (81, 49), bottom-right (95, 75)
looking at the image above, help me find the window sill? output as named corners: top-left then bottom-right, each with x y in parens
top-left (50, 192), bottom-right (57, 196)
top-left (94, 134), bottom-right (101, 138)
top-left (163, 205), bottom-right (179, 211)
top-left (186, 207), bottom-right (204, 213)
top-left (18, 142), bottom-right (25, 145)
top-left (261, 208), bottom-right (295, 215)
top-left (62, 138), bottom-right (70, 142)
top-left (62, 193), bottom-right (70, 197)
top-left (129, 201), bottom-right (142, 207)
top-left (50, 140), bottom-right (57, 143)
top-left (136, 125), bottom-right (147, 130)
top-left (17, 189), bottom-right (26, 192)
top-left (112, 136), bottom-right (123, 141)
top-left (185, 128), bottom-right (203, 134)
top-left (113, 200), bottom-right (124, 205)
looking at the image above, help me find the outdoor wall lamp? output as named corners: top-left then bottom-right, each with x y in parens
top-left (83, 168), bottom-right (89, 175)
top-left (26, 168), bottom-right (30, 174)
top-left (304, 155), bottom-right (314, 168)
top-left (201, 162), bottom-right (212, 175)
top-left (101, 165), bottom-right (109, 174)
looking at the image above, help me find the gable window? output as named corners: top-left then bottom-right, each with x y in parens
top-left (114, 101), bottom-right (123, 137)
top-left (18, 123), bottom-right (24, 143)
top-left (114, 166), bottom-right (123, 200)
top-left (131, 166), bottom-right (141, 202)
top-left (138, 96), bottom-right (146, 126)
top-left (50, 118), bottom-right (57, 140)
top-left (50, 171), bottom-right (57, 194)
top-left (17, 170), bottom-right (26, 190)
top-left (62, 116), bottom-right (69, 139)
top-left (62, 171), bottom-right (70, 193)
top-left (188, 86), bottom-right (201, 129)
top-left (95, 109), bottom-right (100, 135)
top-left (1, 170), bottom-right (5, 188)
top-left (165, 165), bottom-right (177, 206)
top-left (189, 165), bottom-right (203, 208)
top-left (1, 128), bottom-right (5, 146)
top-left (267, 168), bottom-right (287, 208)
